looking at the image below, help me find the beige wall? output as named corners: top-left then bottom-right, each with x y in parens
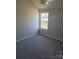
top-left (16, 0), bottom-right (39, 40)
top-left (40, 7), bottom-right (63, 40)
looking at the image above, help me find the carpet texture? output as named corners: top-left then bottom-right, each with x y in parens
top-left (16, 35), bottom-right (63, 59)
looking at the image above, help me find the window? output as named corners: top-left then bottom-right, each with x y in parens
top-left (40, 12), bottom-right (48, 30)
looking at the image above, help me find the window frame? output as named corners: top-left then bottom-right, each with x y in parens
top-left (39, 12), bottom-right (49, 30)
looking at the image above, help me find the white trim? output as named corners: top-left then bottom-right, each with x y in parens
top-left (40, 33), bottom-right (63, 41)
top-left (16, 33), bottom-right (37, 42)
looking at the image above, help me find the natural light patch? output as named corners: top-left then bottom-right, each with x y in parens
top-left (40, 12), bottom-right (48, 30)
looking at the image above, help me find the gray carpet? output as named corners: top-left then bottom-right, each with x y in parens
top-left (16, 35), bottom-right (63, 59)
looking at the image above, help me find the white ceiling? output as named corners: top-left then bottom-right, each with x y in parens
top-left (32, 0), bottom-right (63, 9)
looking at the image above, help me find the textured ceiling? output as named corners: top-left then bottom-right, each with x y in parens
top-left (32, 0), bottom-right (63, 9)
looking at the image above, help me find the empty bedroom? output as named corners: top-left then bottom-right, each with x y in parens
top-left (16, 0), bottom-right (63, 59)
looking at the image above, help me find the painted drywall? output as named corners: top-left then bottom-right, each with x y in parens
top-left (40, 7), bottom-right (63, 40)
top-left (16, 0), bottom-right (39, 40)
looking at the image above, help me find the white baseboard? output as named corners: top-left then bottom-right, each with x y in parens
top-left (16, 33), bottom-right (37, 42)
top-left (40, 33), bottom-right (63, 41)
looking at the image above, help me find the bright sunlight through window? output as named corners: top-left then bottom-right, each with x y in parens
top-left (40, 12), bottom-right (48, 30)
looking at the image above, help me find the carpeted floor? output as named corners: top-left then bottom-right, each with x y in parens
top-left (16, 35), bottom-right (63, 59)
